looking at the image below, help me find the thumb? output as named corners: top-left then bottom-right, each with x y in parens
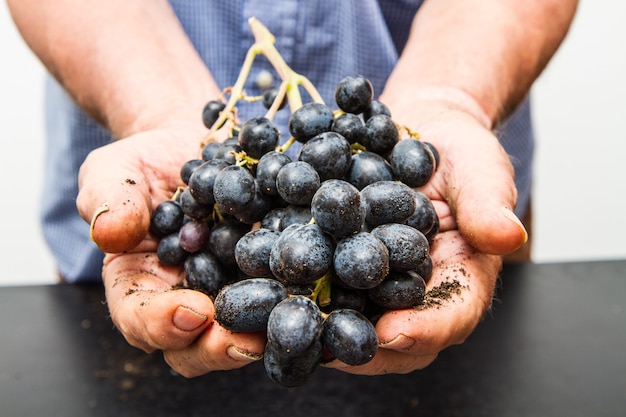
top-left (76, 142), bottom-right (152, 254)
top-left (445, 122), bottom-right (528, 255)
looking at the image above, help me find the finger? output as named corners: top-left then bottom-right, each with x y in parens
top-left (103, 252), bottom-right (214, 353)
top-left (432, 116), bottom-right (527, 255)
top-left (164, 325), bottom-right (266, 377)
top-left (325, 230), bottom-right (501, 375)
top-left (76, 141), bottom-right (152, 253)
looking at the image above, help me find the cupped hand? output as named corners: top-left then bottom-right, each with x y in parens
top-left (76, 128), bottom-right (265, 377)
top-left (324, 105), bottom-right (528, 375)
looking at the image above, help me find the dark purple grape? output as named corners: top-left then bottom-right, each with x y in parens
top-left (188, 159), bottom-right (230, 206)
top-left (333, 232), bottom-right (389, 289)
top-left (235, 228), bottom-right (281, 277)
top-left (238, 116), bottom-right (280, 159)
top-left (371, 223), bottom-right (429, 272)
top-left (321, 285), bottom-right (368, 313)
top-left (424, 141), bottom-right (440, 169)
top-left (232, 181), bottom-right (277, 225)
top-left (184, 251), bottom-right (226, 296)
top-left (361, 181), bottom-right (415, 226)
top-left (368, 270), bottom-right (426, 310)
top-left (150, 200), bottom-right (184, 237)
top-left (214, 278), bottom-right (288, 332)
top-left (180, 159), bottom-right (204, 185)
top-left (261, 207), bottom-right (286, 231)
top-left (361, 114), bottom-right (399, 155)
top-left (179, 187), bottom-right (214, 220)
top-left (207, 219), bottom-right (251, 266)
top-left (415, 255), bottom-right (433, 284)
top-left (256, 151), bottom-right (292, 196)
top-left (347, 151), bottom-right (394, 190)
top-left (267, 295), bottom-right (323, 358)
top-left (404, 189), bottom-right (439, 236)
top-left (363, 99), bottom-right (391, 121)
top-left (213, 165), bottom-right (256, 215)
top-left (279, 205), bottom-right (312, 230)
top-left (201, 141), bottom-right (222, 161)
top-left (389, 138), bottom-right (435, 188)
top-left (269, 223), bottom-right (333, 285)
top-left (213, 141), bottom-right (243, 165)
top-left (262, 86), bottom-right (287, 110)
top-left (288, 102), bottom-right (334, 143)
top-left (321, 308), bottom-right (378, 366)
top-left (264, 338), bottom-right (322, 388)
top-left (202, 100), bottom-right (226, 129)
top-left (331, 113), bottom-right (364, 144)
top-left (156, 233), bottom-right (189, 266)
top-left (310, 179), bottom-right (364, 239)
top-left (275, 161), bottom-right (320, 206)
top-left (334, 75), bottom-right (373, 114)
top-left (298, 131), bottom-right (352, 182)
top-left (178, 219), bottom-right (211, 253)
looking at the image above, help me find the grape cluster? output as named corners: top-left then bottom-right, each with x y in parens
top-left (150, 74), bottom-right (439, 387)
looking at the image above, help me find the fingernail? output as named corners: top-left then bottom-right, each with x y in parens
top-left (501, 206), bottom-right (528, 244)
top-left (379, 333), bottom-right (415, 350)
top-left (226, 346), bottom-right (263, 362)
top-left (173, 306), bottom-right (208, 332)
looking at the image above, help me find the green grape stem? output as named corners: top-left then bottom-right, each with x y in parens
top-left (309, 272), bottom-right (333, 307)
top-left (206, 17), bottom-right (324, 142)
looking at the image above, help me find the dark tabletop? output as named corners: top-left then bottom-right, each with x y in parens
top-left (1, 260), bottom-right (625, 417)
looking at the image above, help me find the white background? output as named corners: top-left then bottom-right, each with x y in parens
top-left (1, 2), bottom-right (625, 286)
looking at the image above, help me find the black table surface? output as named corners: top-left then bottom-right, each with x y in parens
top-left (1, 260), bottom-right (625, 417)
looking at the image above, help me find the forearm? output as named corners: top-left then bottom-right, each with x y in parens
top-left (382, 0), bottom-right (578, 127)
top-left (7, 0), bottom-right (220, 139)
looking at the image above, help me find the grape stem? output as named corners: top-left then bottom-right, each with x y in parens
top-left (205, 17), bottom-right (324, 143)
top-left (309, 272), bottom-right (333, 307)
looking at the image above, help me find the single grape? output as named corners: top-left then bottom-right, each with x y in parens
top-left (361, 181), bottom-right (416, 226)
top-left (269, 223), bottom-right (333, 285)
top-left (321, 308), bottom-right (378, 366)
top-left (202, 100), bottom-right (226, 129)
top-left (256, 151), bottom-right (292, 196)
top-left (207, 219), bottom-right (251, 266)
top-left (212, 141), bottom-right (243, 165)
top-left (424, 141), bottom-right (440, 169)
top-left (213, 165), bottom-right (256, 215)
top-left (178, 219), bottom-right (212, 253)
top-left (188, 159), bottom-right (230, 206)
top-left (279, 204), bottom-right (312, 230)
top-left (404, 189), bottom-right (439, 237)
top-left (310, 179), bottom-right (364, 239)
top-left (185, 251), bottom-right (226, 297)
top-left (238, 116), bottom-right (280, 159)
top-left (180, 159), bottom-right (204, 185)
top-left (347, 151), bottom-right (394, 190)
top-left (333, 232), bottom-right (389, 289)
top-left (334, 75), bottom-right (373, 114)
top-left (150, 200), bottom-right (184, 238)
top-left (370, 223), bottom-right (429, 272)
top-left (266, 295), bottom-right (323, 358)
top-left (262, 86), bottom-right (287, 110)
top-left (368, 270), bottom-right (426, 310)
top-left (264, 338), bottom-right (322, 388)
top-left (389, 138), bottom-right (435, 188)
top-left (214, 278), bottom-right (288, 332)
top-left (288, 102), bottom-right (334, 143)
top-left (179, 187), bottom-right (214, 220)
top-left (261, 207), bottom-right (286, 232)
top-left (331, 112), bottom-right (364, 144)
top-left (201, 141), bottom-right (222, 161)
top-left (361, 114), bottom-right (399, 155)
top-left (415, 255), bottom-right (433, 284)
top-left (235, 228), bottom-right (281, 277)
top-left (156, 233), bottom-right (189, 266)
top-left (363, 99), bottom-right (391, 121)
top-left (275, 161), bottom-right (320, 206)
top-left (298, 131), bottom-right (352, 182)
top-left (232, 180), bottom-right (277, 225)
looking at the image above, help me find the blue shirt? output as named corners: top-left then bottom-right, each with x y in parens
top-left (42, 0), bottom-right (533, 282)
